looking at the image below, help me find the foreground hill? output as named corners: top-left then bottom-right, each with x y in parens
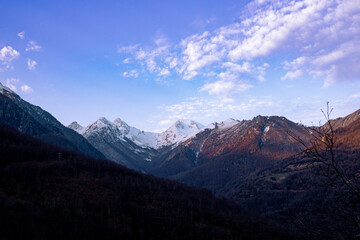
top-left (0, 124), bottom-right (300, 240)
top-left (0, 83), bottom-right (103, 159)
top-left (223, 112), bottom-right (360, 240)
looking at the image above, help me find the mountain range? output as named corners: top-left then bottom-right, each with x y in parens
top-left (1, 81), bottom-right (359, 239)
top-left (67, 109), bottom-right (313, 195)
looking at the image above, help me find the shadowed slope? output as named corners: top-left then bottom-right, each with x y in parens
top-left (0, 85), bottom-right (103, 159)
top-left (0, 124), bottom-right (300, 240)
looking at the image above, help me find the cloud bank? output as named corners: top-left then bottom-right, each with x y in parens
top-left (118, 0), bottom-right (360, 92)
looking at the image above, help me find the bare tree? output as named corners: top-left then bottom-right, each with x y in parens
top-left (287, 102), bottom-right (360, 240)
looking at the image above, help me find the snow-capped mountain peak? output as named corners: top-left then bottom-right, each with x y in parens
top-left (90, 117), bottom-right (114, 129)
top-left (81, 117), bottom-right (125, 142)
top-left (160, 119), bottom-right (204, 146)
top-left (68, 121), bottom-right (85, 134)
top-left (69, 117), bottom-right (206, 149)
top-left (83, 117), bottom-right (120, 137)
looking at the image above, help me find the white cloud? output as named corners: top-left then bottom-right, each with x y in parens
top-left (279, 1), bottom-right (360, 86)
top-left (201, 80), bottom-right (252, 95)
top-left (123, 70), bottom-right (139, 78)
top-left (122, 58), bottom-right (130, 64)
top-left (256, 63), bottom-right (269, 82)
top-left (21, 84), bottom-right (34, 93)
top-left (283, 56), bottom-right (307, 69)
top-left (183, 70), bottom-right (198, 80)
top-left (349, 93), bottom-right (360, 99)
top-left (191, 17), bottom-right (214, 30)
top-left (156, 96), bottom-right (275, 126)
top-left (281, 70), bottom-right (302, 80)
top-left (127, 35), bottom-right (173, 75)
top-left (201, 80), bottom-right (234, 95)
top-left (284, 40), bottom-right (360, 86)
top-left (158, 119), bottom-right (172, 125)
top-left (27, 58), bottom-right (37, 70)
top-left (199, 60), bottom-right (254, 96)
top-left (117, 44), bottom-right (139, 54)
top-left (167, 57), bottom-right (178, 69)
top-left (118, 0), bottom-right (360, 88)
top-left (157, 97), bottom-right (224, 121)
top-left (154, 33), bottom-right (168, 46)
top-left (17, 31), bottom-right (25, 39)
top-left (257, 75), bottom-right (265, 82)
top-left (225, 0), bottom-right (360, 85)
top-left (26, 41), bottom-right (42, 52)
top-left (179, 31), bottom-right (224, 80)
top-left (4, 78), bottom-right (34, 94)
top-left (222, 62), bottom-right (251, 73)
top-left (158, 68), bottom-right (170, 76)
top-left (0, 46), bottom-right (20, 69)
top-left (227, 0), bottom-right (330, 61)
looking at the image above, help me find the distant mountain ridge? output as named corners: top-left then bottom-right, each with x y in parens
top-left (323, 108), bottom-right (360, 131)
top-left (70, 108), bottom-right (360, 204)
top-left (67, 117), bottom-right (205, 170)
top-left (68, 112), bottom-right (315, 193)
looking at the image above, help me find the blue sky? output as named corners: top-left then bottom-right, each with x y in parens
top-left (1, 0), bottom-right (360, 132)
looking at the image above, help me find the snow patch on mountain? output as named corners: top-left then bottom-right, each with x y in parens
top-left (113, 118), bottom-right (131, 135)
top-left (114, 118), bottom-right (159, 148)
top-left (205, 118), bottom-right (239, 130)
top-left (219, 118), bottom-right (239, 129)
top-left (264, 126), bottom-right (270, 133)
top-left (0, 82), bottom-right (15, 94)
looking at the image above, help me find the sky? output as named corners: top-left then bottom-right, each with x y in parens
top-left (0, 0), bottom-right (360, 132)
